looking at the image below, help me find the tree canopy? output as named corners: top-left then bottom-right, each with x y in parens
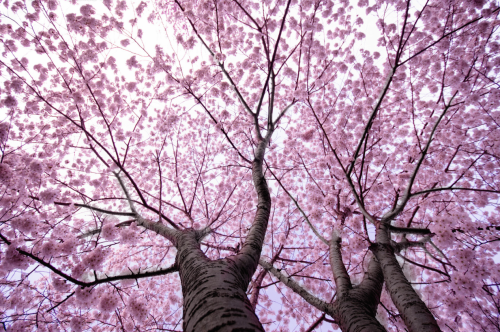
top-left (1, 0), bottom-right (500, 331)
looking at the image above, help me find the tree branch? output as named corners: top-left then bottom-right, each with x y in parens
top-left (329, 232), bottom-right (352, 295)
top-left (173, 0), bottom-right (254, 118)
top-left (383, 92), bottom-right (457, 222)
top-left (12, 244), bottom-right (178, 288)
top-left (113, 173), bottom-right (179, 243)
top-left (410, 186), bottom-right (500, 197)
top-left (259, 259), bottom-right (331, 313)
top-left (267, 166), bottom-right (329, 245)
top-left (388, 226), bottom-right (432, 235)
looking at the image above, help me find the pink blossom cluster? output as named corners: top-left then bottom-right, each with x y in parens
top-left (101, 222), bottom-right (118, 240)
top-left (39, 189), bottom-right (59, 205)
top-left (127, 297), bottom-right (148, 322)
top-left (0, 163), bottom-right (12, 184)
top-left (0, 0), bottom-right (499, 330)
top-left (10, 216), bottom-right (35, 234)
top-left (75, 287), bottom-right (96, 308)
top-left (82, 246), bottom-right (107, 270)
top-left (98, 292), bottom-right (120, 312)
top-left (1, 242), bottom-right (30, 271)
top-left (69, 316), bottom-right (86, 332)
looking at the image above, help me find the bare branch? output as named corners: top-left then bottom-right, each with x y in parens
top-left (383, 92), bottom-right (457, 222)
top-left (267, 166), bottom-right (329, 245)
top-left (396, 252), bottom-right (449, 277)
top-left (391, 238), bottom-right (431, 252)
top-left (259, 259), bottom-right (331, 313)
top-left (410, 186), bottom-right (500, 197)
top-left (14, 244), bottom-right (178, 288)
top-left (347, 67), bottom-right (396, 177)
top-left (173, 0), bottom-right (254, 118)
top-left (113, 173), bottom-right (179, 243)
top-left (271, 102), bottom-right (295, 129)
top-left (388, 226), bottom-right (432, 235)
top-left (399, 8), bottom-right (500, 67)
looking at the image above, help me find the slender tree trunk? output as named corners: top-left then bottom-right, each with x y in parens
top-left (177, 231), bottom-right (264, 332)
top-left (372, 223), bottom-right (441, 332)
top-left (327, 233), bottom-right (387, 332)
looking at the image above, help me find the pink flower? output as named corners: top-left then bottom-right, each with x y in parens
top-left (80, 4), bottom-right (96, 17)
top-left (302, 129), bottom-right (315, 141)
top-left (136, 2), bottom-right (147, 17)
top-left (99, 292), bottom-right (120, 312)
top-left (0, 163), bottom-right (12, 183)
top-left (101, 222), bottom-right (117, 240)
top-left (83, 246), bottom-right (107, 270)
top-left (39, 189), bottom-right (59, 204)
top-left (0, 122), bottom-right (9, 144)
top-left (48, 0), bottom-right (58, 10)
top-left (3, 96), bottom-right (17, 108)
top-left (70, 316), bottom-right (86, 332)
top-left (75, 287), bottom-right (96, 307)
top-left (30, 161), bottom-right (43, 174)
top-left (128, 297), bottom-right (148, 322)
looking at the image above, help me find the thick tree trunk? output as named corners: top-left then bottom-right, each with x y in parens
top-left (372, 224), bottom-right (441, 332)
top-left (333, 297), bottom-right (386, 332)
top-left (177, 139), bottom-right (271, 332)
top-left (262, 254), bottom-right (387, 332)
top-left (177, 231), bottom-right (264, 332)
top-left (327, 233), bottom-right (387, 332)
top-left (333, 256), bottom-right (387, 332)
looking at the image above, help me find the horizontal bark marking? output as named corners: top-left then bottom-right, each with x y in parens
top-left (207, 320), bottom-right (236, 332)
top-left (334, 297), bottom-right (386, 332)
top-left (371, 243), bottom-right (440, 332)
top-left (177, 232), bottom-right (264, 332)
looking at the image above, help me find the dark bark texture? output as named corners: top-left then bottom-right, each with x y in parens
top-left (371, 242), bottom-right (441, 332)
top-left (178, 231), bottom-right (264, 332)
top-left (332, 257), bottom-right (387, 332)
top-left (261, 255), bottom-right (387, 332)
top-left (177, 139), bottom-right (271, 331)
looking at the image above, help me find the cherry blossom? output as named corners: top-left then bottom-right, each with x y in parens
top-left (0, 0), bottom-right (499, 331)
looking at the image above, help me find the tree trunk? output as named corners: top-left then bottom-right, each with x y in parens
top-left (333, 297), bottom-right (386, 332)
top-left (261, 255), bottom-right (387, 332)
top-left (372, 223), bottom-right (441, 332)
top-left (177, 231), bottom-right (264, 332)
top-left (333, 256), bottom-right (387, 332)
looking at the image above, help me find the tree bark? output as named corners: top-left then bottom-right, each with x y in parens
top-left (332, 297), bottom-right (386, 332)
top-left (178, 138), bottom-right (271, 331)
top-left (234, 139), bottom-right (272, 286)
top-left (332, 256), bottom-right (387, 332)
top-left (372, 224), bottom-right (441, 332)
top-left (178, 231), bottom-right (264, 332)
top-left (261, 255), bottom-right (387, 332)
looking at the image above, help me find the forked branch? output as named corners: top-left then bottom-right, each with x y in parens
top-left (113, 172), bottom-right (180, 243)
top-left (383, 92), bottom-right (457, 222)
top-left (0, 231), bottom-right (178, 288)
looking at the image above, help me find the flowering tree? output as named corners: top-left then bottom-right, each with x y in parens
top-left (1, 0), bottom-right (500, 331)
